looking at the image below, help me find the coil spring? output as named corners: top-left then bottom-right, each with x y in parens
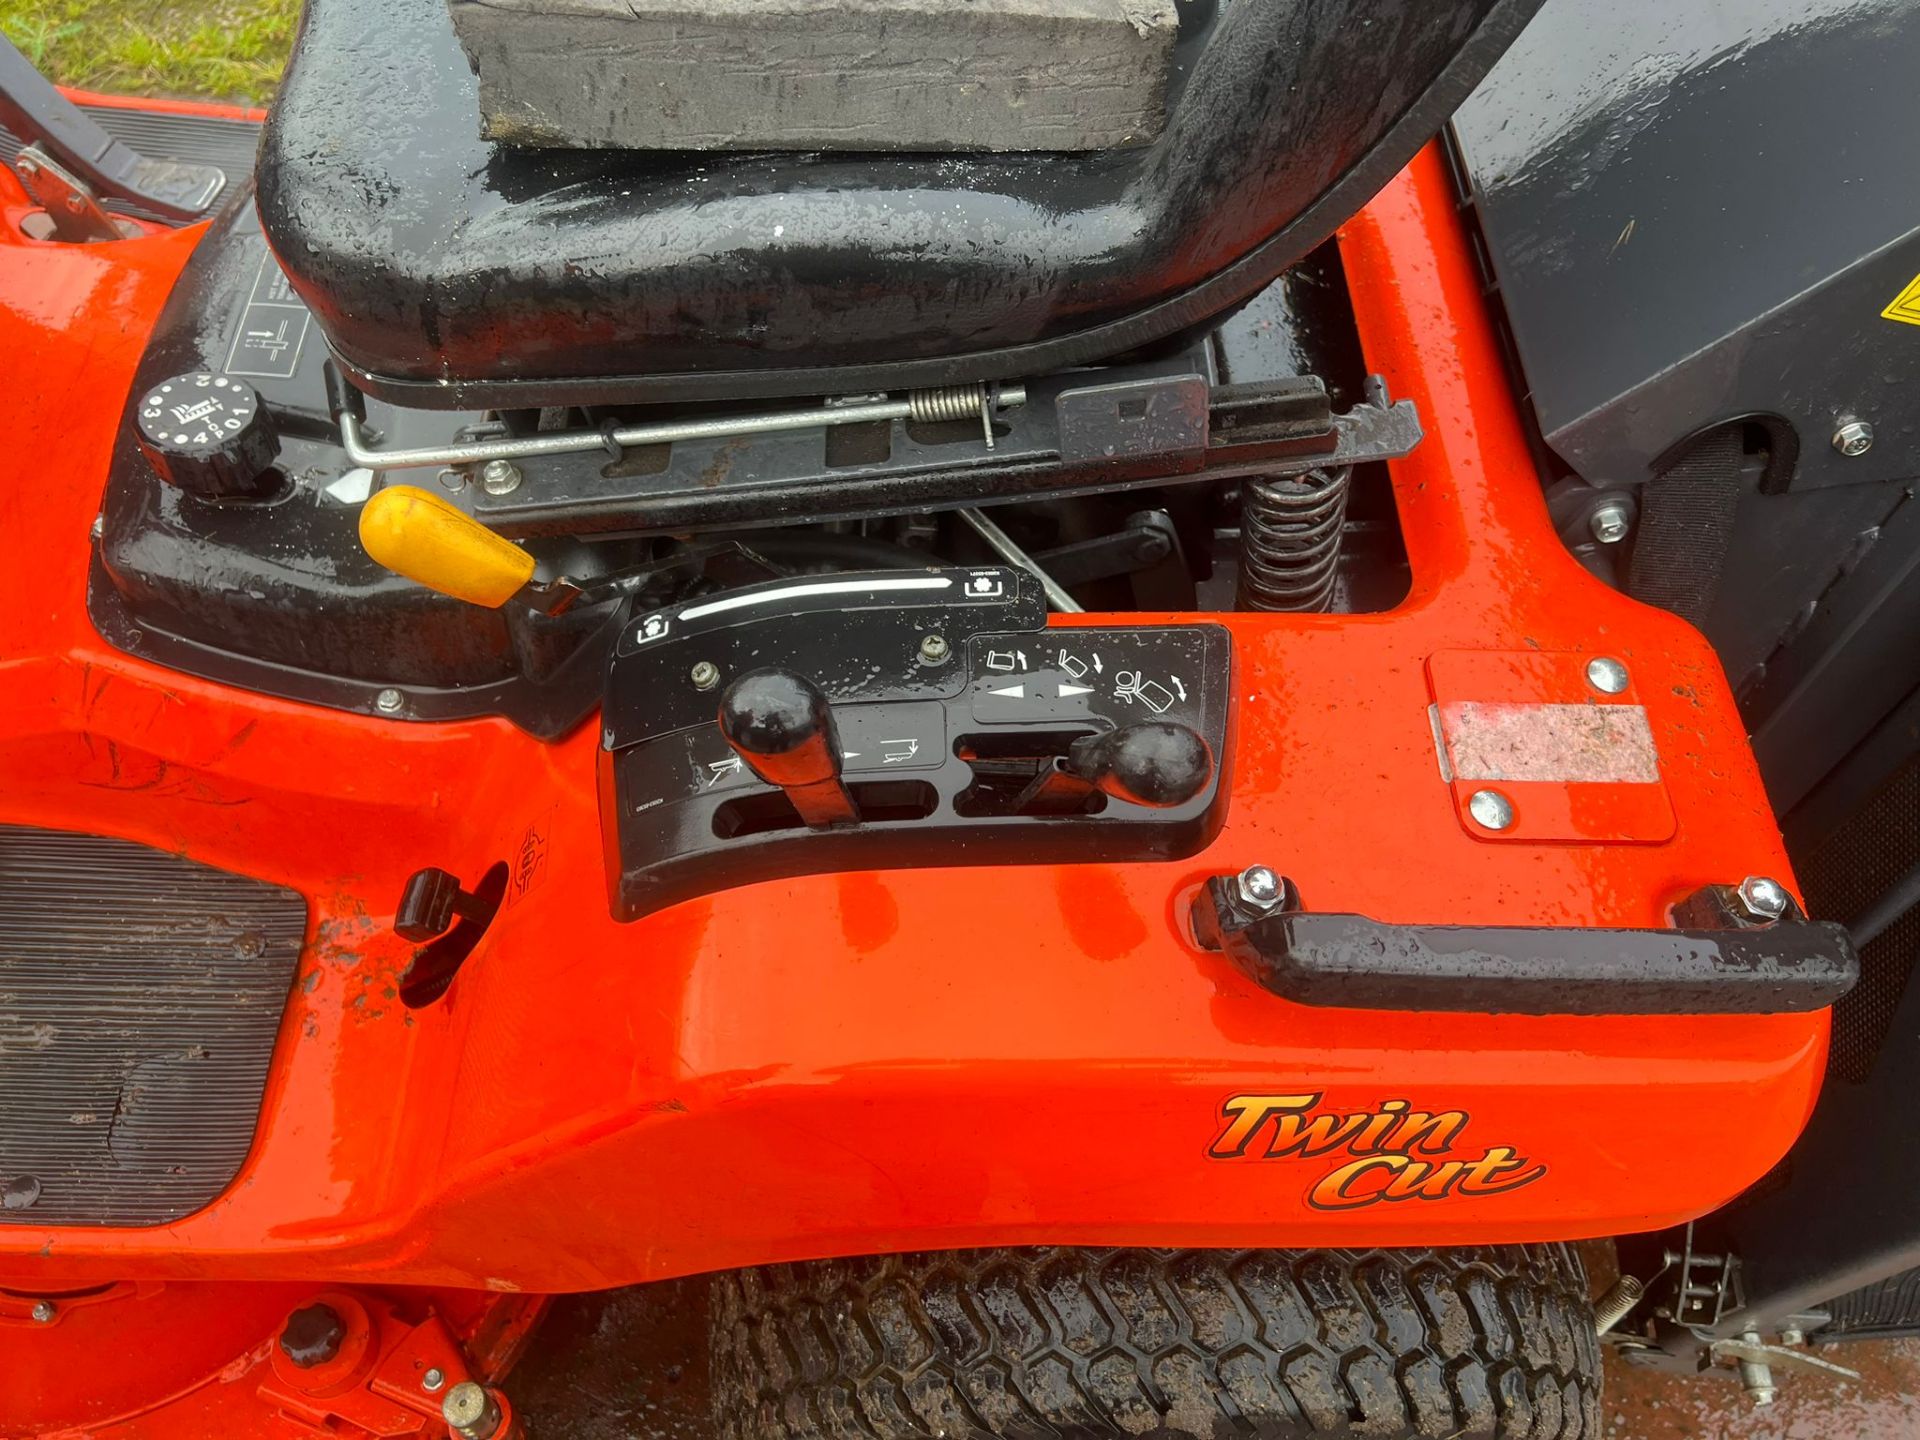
top-left (907, 384), bottom-right (991, 424)
top-left (1237, 467), bottom-right (1353, 612)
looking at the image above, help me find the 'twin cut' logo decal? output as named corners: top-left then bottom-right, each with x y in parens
top-left (1208, 1094), bottom-right (1546, 1210)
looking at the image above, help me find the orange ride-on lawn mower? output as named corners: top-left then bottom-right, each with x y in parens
top-left (4, 0), bottom-right (1919, 1434)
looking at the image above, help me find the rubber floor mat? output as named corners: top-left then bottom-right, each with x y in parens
top-left (0, 825), bottom-right (304, 1226)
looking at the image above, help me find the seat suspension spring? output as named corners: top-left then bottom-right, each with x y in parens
top-left (1237, 466), bottom-right (1354, 612)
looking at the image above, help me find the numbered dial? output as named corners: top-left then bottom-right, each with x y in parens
top-left (134, 372), bottom-right (280, 499)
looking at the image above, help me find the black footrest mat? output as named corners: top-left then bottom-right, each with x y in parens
top-left (0, 825), bottom-right (304, 1226)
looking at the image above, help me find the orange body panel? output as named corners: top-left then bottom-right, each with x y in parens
top-left (0, 143), bottom-right (1824, 1320)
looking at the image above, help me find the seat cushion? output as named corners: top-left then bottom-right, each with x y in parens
top-left (257, 0), bottom-right (1541, 408)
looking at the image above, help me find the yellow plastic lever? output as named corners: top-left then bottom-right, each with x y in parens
top-left (359, 485), bottom-right (537, 609)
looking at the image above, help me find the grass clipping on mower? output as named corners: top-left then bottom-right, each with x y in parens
top-left (447, 0), bottom-right (1179, 151)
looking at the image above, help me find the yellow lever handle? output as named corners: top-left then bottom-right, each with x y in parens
top-left (359, 485), bottom-right (537, 608)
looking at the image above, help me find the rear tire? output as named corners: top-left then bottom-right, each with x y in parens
top-left (711, 1245), bottom-right (1600, 1440)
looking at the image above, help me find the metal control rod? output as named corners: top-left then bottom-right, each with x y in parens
top-left (338, 384), bottom-right (1028, 474)
top-left (957, 507), bottom-right (1084, 614)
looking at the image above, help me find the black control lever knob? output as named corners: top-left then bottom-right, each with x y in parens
top-left (717, 668), bottom-right (858, 827)
top-left (1066, 721), bottom-right (1213, 807)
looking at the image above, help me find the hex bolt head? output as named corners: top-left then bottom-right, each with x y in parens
top-left (1468, 789), bottom-right (1515, 831)
top-left (442, 1380), bottom-right (504, 1440)
top-left (1586, 657), bottom-right (1630, 694)
top-left (1736, 876), bottom-right (1790, 921)
top-left (421, 1366), bottom-right (448, 1392)
top-left (1832, 421), bottom-right (1874, 458)
top-left (30, 1300), bottom-right (56, 1324)
top-left (1236, 865), bottom-right (1283, 911)
top-left (918, 633), bottom-right (950, 664)
top-left (689, 660), bottom-right (721, 691)
top-left (375, 687), bottom-right (405, 715)
top-left (1588, 502), bottom-right (1631, 545)
top-left (479, 458), bottom-right (523, 495)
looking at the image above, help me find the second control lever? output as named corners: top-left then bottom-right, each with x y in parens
top-left (1017, 721), bottom-right (1214, 815)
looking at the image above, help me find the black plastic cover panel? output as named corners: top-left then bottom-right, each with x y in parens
top-left (258, 0), bottom-right (1542, 407)
top-left (602, 567), bottom-right (1232, 919)
top-left (1452, 0), bottom-right (1920, 498)
top-left (0, 826), bottom-right (306, 1226)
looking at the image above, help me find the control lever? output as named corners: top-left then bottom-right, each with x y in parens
top-left (717, 669), bottom-right (859, 828)
top-left (1016, 721), bottom-right (1214, 815)
top-left (358, 485), bottom-right (581, 614)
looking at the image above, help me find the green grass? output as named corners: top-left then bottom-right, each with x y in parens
top-left (0, 0), bottom-right (299, 105)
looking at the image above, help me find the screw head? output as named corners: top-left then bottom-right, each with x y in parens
top-left (422, 1366), bottom-right (447, 1392)
top-left (18, 158), bottom-right (38, 176)
top-left (30, 1300), bottom-right (55, 1324)
top-left (479, 458), bottom-right (522, 495)
top-left (1586, 657), bottom-right (1630, 694)
top-left (375, 687), bottom-right (405, 715)
top-left (1468, 789), bottom-right (1515, 831)
top-left (1833, 420), bottom-right (1874, 458)
top-left (1235, 865), bottom-right (1283, 911)
top-left (689, 660), bottom-right (721, 691)
top-left (1589, 501), bottom-right (1631, 544)
top-left (918, 633), bottom-right (950, 664)
top-left (1737, 875), bottom-right (1790, 921)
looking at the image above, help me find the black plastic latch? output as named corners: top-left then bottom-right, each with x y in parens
top-left (394, 866), bottom-right (496, 942)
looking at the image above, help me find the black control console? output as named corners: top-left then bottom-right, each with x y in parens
top-left (600, 567), bottom-right (1233, 920)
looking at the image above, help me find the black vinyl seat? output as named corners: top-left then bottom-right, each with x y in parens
top-left (258, 0), bottom-right (1540, 410)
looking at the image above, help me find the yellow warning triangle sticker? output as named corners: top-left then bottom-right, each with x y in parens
top-left (1884, 272), bottom-right (1920, 327)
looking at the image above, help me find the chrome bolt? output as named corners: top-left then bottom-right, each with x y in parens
top-left (1468, 789), bottom-right (1515, 831)
top-left (1589, 501), bottom-right (1631, 545)
top-left (1736, 875), bottom-right (1790, 921)
top-left (30, 1300), bottom-right (55, 1323)
top-left (375, 688), bottom-right (405, 715)
top-left (89, 516), bottom-right (105, 541)
top-left (689, 660), bottom-right (721, 691)
top-left (1736, 1332), bottom-right (1777, 1406)
top-left (442, 1380), bottom-right (504, 1440)
top-left (479, 458), bottom-right (522, 495)
top-left (1235, 865), bottom-right (1283, 912)
top-left (18, 157), bottom-right (38, 177)
top-left (421, 1366), bottom-right (447, 1392)
top-left (1832, 421), bottom-right (1874, 458)
top-left (918, 633), bottom-right (950, 664)
top-left (1779, 1327), bottom-right (1806, 1347)
top-left (1586, 656), bottom-right (1630, 694)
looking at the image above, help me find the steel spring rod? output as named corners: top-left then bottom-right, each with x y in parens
top-left (1236, 467), bottom-right (1354, 612)
top-left (907, 384), bottom-right (996, 424)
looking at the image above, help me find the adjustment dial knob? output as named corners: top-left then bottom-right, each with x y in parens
top-left (134, 372), bottom-right (280, 499)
